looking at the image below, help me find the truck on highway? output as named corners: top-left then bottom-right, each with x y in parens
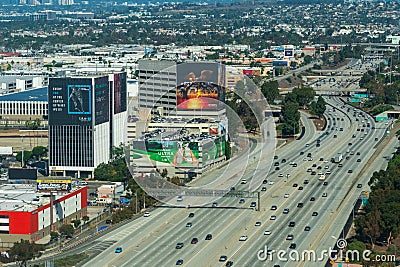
top-left (331, 153), bottom-right (343, 163)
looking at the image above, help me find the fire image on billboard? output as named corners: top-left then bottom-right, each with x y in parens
top-left (176, 63), bottom-right (225, 110)
top-left (68, 85), bottom-right (91, 115)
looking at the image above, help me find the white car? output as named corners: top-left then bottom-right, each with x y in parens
top-left (278, 173), bottom-right (284, 177)
top-left (268, 181), bottom-right (274, 185)
top-left (270, 215), bottom-right (276, 220)
top-left (143, 212), bottom-right (150, 217)
top-left (264, 230), bottom-right (271, 235)
top-left (284, 193), bottom-right (290, 198)
top-left (239, 235), bottom-right (248, 241)
top-left (177, 196), bottom-right (183, 202)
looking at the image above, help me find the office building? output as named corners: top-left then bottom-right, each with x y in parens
top-left (48, 73), bottom-right (127, 178)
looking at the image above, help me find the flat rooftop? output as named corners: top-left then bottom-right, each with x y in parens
top-left (0, 183), bottom-right (83, 212)
top-left (0, 87), bottom-right (48, 102)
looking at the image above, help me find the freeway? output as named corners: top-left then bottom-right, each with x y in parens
top-left (76, 98), bottom-right (395, 267)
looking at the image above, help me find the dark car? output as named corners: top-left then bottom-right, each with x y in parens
top-left (263, 179), bottom-right (268, 184)
top-left (293, 183), bottom-right (298, 187)
top-left (297, 203), bottom-right (304, 208)
top-left (106, 219), bottom-right (112, 224)
top-left (225, 261), bottom-right (234, 267)
top-left (188, 213), bottom-right (195, 218)
top-left (348, 170), bottom-right (353, 173)
top-left (304, 180), bottom-right (309, 184)
top-left (298, 186), bottom-right (303, 190)
top-left (312, 212), bottom-right (318, 216)
top-left (176, 242), bottom-right (184, 249)
top-left (289, 243), bottom-right (297, 249)
top-left (281, 159), bottom-right (287, 163)
top-left (191, 238), bottom-right (198, 244)
top-left (323, 182), bottom-right (328, 186)
top-left (357, 184), bottom-right (362, 188)
top-left (219, 255), bottom-right (228, 262)
top-left (271, 205), bottom-right (277, 210)
top-left (304, 226), bottom-right (311, 231)
top-left (289, 221), bottom-right (296, 227)
top-left (205, 234), bottom-right (213, 240)
top-left (310, 197), bottom-right (315, 201)
top-left (176, 259), bottom-right (183, 265)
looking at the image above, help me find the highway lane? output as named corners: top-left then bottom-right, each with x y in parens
top-left (80, 109), bottom-right (320, 267)
top-left (122, 100), bottom-right (354, 266)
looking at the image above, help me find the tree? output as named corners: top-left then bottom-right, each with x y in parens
top-left (9, 239), bottom-right (43, 267)
top-left (82, 215), bottom-right (89, 224)
top-left (292, 86), bottom-right (315, 108)
top-left (310, 96), bottom-right (326, 118)
top-left (58, 224), bottom-right (74, 238)
top-left (50, 231), bottom-right (59, 241)
top-left (71, 219), bottom-right (81, 228)
top-left (261, 80), bottom-right (279, 103)
top-left (31, 146), bottom-right (47, 159)
top-left (281, 101), bottom-right (300, 124)
top-left (16, 151), bottom-right (32, 165)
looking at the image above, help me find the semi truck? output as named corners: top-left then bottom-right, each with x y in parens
top-left (331, 153), bottom-right (343, 163)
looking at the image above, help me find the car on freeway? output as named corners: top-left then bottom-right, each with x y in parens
top-left (289, 243), bottom-right (297, 249)
top-left (275, 167), bottom-right (280, 171)
top-left (307, 168), bottom-right (312, 172)
top-left (357, 159), bottom-right (361, 162)
top-left (322, 192), bottom-right (327, 197)
top-left (298, 186), bottom-right (304, 190)
top-left (143, 212), bottom-right (150, 217)
top-left (263, 179), bottom-right (268, 184)
top-left (292, 163), bottom-right (298, 167)
top-left (186, 222), bottom-right (192, 227)
top-left (297, 203), bottom-right (304, 208)
top-left (278, 173), bottom-right (284, 177)
top-left (212, 202), bottom-right (218, 207)
top-left (239, 235), bottom-right (248, 241)
top-left (356, 152), bottom-right (361, 155)
top-left (250, 202), bottom-right (257, 208)
top-left (271, 205), bottom-right (277, 210)
top-left (270, 215), bottom-right (277, 220)
top-left (241, 179), bottom-right (247, 184)
top-left (176, 243), bottom-right (184, 249)
top-left (312, 212), bottom-right (318, 216)
top-left (311, 171), bottom-right (316, 175)
top-left (289, 221), bottom-right (295, 227)
top-left (348, 170), bottom-right (353, 173)
top-left (319, 157), bottom-right (324, 161)
top-left (312, 163), bottom-right (317, 167)
top-left (323, 182), bottom-right (328, 186)
top-left (304, 226), bottom-right (311, 231)
top-left (286, 234), bottom-right (294, 240)
top-left (306, 144), bottom-right (310, 147)
top-left (284, 193), bottom-right (290, 198)
top-left (106, 219), bottom-right (112, 224)
top-left (188, 212), bottom-right (194, 218)
top-left (225, 261), bottom-right (234, 267)
top-left (205, 234), bottom-right (212, 240)
top-left (274, 162), bottom-right (280, 166)
top-left (268, 181), bottom-right (274, 185)
top-left (264, 230), bottom-right (271, 235)
top-left (191, 238), bottom-right (198, 244)
top-left (326, 170), bottom-right (331, 174)
top-left (255, 221), bottom-right (262, 226)
top-left (310, 197), bottom-right (315, 201)
top-left (261, 186), bottom-right (267, 192)
top-left (239, 199), bottom-right (245, 204)
top-left (357, 184), bottom-right (363, 188)
top-left (293, 183), bottom-right (298, 187)
top-left (219, 256), bottom-right (228, 262)
top-left (115, 247), bottom-right (122, 253)
top-left (177, 196), bottom-right (183, 202)
top-left (283, 208), bottom-right (290, 214)
top-left (176, 259), bottom-right (183, 265)
top-left (281, 159), bottom-right (287, 163)
top-left (274, 155), bottom-right (278, 160)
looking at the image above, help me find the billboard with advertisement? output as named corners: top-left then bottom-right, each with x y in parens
top-left (113, 73), bottom-right (127, 114)
top-left (8, 168), bottom-right (37, 180)
top-left (36, 178), bottom-right (72, 192)
top-left (94, 76), bottom-right (109, 125)
top-left (49, 78), bottom-right (93, 125)
top-left (176, 62), bottom-right (225, 110)
top-left (133, 140), bottom-right (199, 167)
top-left (132, 137), bottom-right (226, 168)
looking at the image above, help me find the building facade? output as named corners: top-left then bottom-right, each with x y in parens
top-left (48, 73), bottom-right (127, 178)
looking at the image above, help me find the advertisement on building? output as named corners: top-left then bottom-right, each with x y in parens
top-left (133, 140), bottom-right (200, 167)
top-left (201, 137), bottom-right (226, 166)
top-left (94, 76), bottom-right (109, 125)
top-left (36, 178), bottom-right (72, 192)
top-left (176, 63), bottom-right (225, 110)
top-left (48, 78), bottom-right (93, 125)
top-left (113, 73), bottom-right (127, 114)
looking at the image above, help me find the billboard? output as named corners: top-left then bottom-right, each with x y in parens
top-left (176, 63), bottom-right (225, 110)
top-left (133, 141), bottom-right (199, 167)
top-left (8, 168), bottom-right (37, 180)
top-left (94, 76), bottom-right (109, 125)
top-left (284, 49), bottom-right (293, 57)
top-left (36, 178), bottom-right (72, 192)
top-left (201, 138), bottom-right (226, 166)
top-left (243, 69), bottom-right (261, 77)
top-left (113, 73), bottom-right (127, 114)
top-left (49, 78), bottom-right (93, 125)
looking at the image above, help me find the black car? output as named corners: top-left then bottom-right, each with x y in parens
top-left (323, 182), bottom-right (328, 186)
top-left (275, 166), bottom-right (280, 171)
top-left (304, 180), bottom-right (309, 184)
top-left (312, 212), bottom-right (318, 216)
top-left (357, 184), bottom-right (362, 188)
top-left (106, 219), bottom-right (112, 224)
top-left (188, 213), bottom-right (195, 218)
top-left (176, 259), bottom-right (183, 265)
top-left (304, 226), bottom-right (311, 231)
top-left (293, 183), bottom-right (298, 187)
top-left (289, 221), bottom-right (296, 227)
top-left (298, 186), bottom-right (303, 190)
top-left (289, 243), bottom-right (297, 249)
top-left (310, 197), bottom-right (315, 201)
top-left (297, 202), bottom-right (304, 208)
top-left (226, 261), bottom-right (234, 267)
top-left (176, 242), bottom-right (184, 249)
top-left (263, 179), bottom-right (268, 184)
top-left (205, 234), bottom-right (213, 240)
top-left (281, 159), bottom-right (287, 163)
